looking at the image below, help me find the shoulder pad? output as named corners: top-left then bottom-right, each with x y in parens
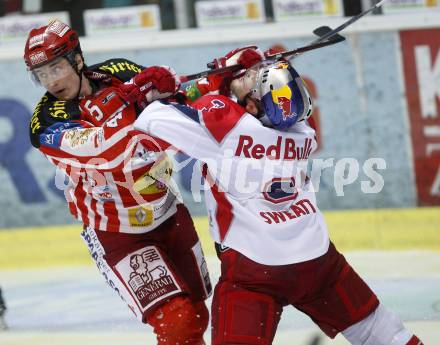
top-left (192, 95), bottom-right (246, 143)
top-left (29, 93), bottom-right (81, 148)
top-left (89, 58), bottom-right (145, 82)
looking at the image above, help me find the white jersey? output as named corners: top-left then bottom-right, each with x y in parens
top-left (133, 95), bottom-right (329, 265)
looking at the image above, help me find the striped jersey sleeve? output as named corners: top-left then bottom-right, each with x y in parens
top-left (38, 112), bottom-right (136, 172)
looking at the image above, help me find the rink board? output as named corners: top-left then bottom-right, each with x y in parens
top-left (1, 206), bottom-right (439, 269)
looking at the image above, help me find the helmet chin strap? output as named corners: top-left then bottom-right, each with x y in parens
top-left (258, 114), bottom-right (274, 128)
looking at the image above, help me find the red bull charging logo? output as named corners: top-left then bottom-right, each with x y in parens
top-left (271, 85), bottom-right (294, 120)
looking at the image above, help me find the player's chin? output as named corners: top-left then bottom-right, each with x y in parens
top-left (246, 102), bottom-right (263, 117)
top-left (55, 89), bottom-right (74, 101)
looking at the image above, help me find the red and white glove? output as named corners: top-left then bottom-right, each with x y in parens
top-left (120, 66), bottom-right (181, 109)
top-left (204, 46), bottom-right (264, 95)
top-left (211, 46), bottom-right (264, 74)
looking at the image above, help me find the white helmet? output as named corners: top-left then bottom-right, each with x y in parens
top-left (231, 61), bottom-right (313, 129)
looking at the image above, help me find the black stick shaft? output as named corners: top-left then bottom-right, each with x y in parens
top-left (311, 0), bottom-right (388, 43)
top-left (180, 0), bottom-right (388, 83)
top-left (180, 40), bottom-right (338, 82)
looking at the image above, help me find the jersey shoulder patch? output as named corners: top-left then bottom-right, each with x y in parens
top-left (90, 58), bottom-right (145, 82)
top-left (192, 95), bottom-right (246, 144)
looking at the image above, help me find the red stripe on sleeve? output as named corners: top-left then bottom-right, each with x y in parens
top-left (202, 164), bottom-right (233, 242)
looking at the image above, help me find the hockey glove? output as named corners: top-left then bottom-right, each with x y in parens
top-left (210, 46), bottom-right (264, 74)
top-left (120, 66), bottom-right (181, 109)
top-left (205, 46), bottom-right (264, 95)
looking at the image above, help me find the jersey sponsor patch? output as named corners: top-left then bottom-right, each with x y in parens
top-left (98, 60), bottom-right (142, 76)
top-left (262, 177), bottom-right (298, 204)
top-left (40, 122), bottom-right (84, 148)
top-left (40, 133), bottom-right (58, 148)
top-left (45, 121), bottom-right (83, 134)
top-left (134, 173), bottom-right (168, 195)
top-left (235, 135), bottom-right (313, 160)
top-left (49, 101), bottom-right (70, 120)
top-left (101, 91), bottom-right (116, 104)
top-left (133, 155), bottom-right (172, 195)
top-left (92, 185), bottom-right (114, 202)
top-left (128, 205), bottom-right (153, 227)
top-left (62, 127), bottom-right (102, 149)
top-left (259, 198), bottom-right (317, 225)
top-left (115, 246), bottom-right (182, 311)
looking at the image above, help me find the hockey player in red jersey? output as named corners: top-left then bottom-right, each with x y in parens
top-left (25, 20), bottom-right (211, 345)
top-left (133, 54), bottom-right (424, 344)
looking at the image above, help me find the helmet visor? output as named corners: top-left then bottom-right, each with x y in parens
top-left (28, 57), bottom-right (74, 87)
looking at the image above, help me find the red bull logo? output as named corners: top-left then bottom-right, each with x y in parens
top-left (271, 85), bottom-right (294, 119)
top-left (277, 96), bottom-right (292, 119)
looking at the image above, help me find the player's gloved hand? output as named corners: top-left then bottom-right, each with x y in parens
top-left (187, 73), bottom-right (228, 100)
top-left (120, 66), bottom-right (181, 109)
top-left (205, 46), bottom-right (264, 95)
top-left (210, 46), bottom-right (264, 73)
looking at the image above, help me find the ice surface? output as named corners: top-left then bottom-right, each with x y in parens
top-left (1, 252), bottom-right (439, 344)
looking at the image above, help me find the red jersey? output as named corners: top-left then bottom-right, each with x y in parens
top-left (29, 59), bottom-right (178, 233)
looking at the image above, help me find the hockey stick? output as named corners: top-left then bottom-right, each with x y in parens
top-left (309, 0), bottom-right (388, 44)
top-left (264, 30), bottom-right (345, 61)
top-left (180, 35), bottom-right (340, 82)
top-left (265, 0), bottom-right (388, 60)
top-left (264, 0), bottom-right (388, 61)
top-left (180, 0), bottom-right (388, 83)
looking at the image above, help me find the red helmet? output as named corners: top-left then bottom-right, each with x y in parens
top-left (24, 20), bottom-right (81, 70)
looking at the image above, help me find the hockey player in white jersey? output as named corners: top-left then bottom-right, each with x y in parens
top-left (133, 57), bottom-right (424, 345)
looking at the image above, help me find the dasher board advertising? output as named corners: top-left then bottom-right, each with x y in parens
top-left (382, 0), bottom-right (439, 14)
top-left (84, 5), bottom-right (161, 37)
top-left (272, 0), bottom-right (343, 21)
top-left (0, 12), bottom-right (70, 46)
top-left (195, 0), bottom-right (266, 27)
